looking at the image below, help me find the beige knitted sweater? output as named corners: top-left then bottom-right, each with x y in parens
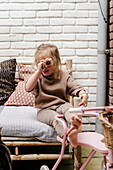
top-left (31, 70), bottom-right (84, 109)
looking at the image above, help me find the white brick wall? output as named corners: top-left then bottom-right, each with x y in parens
top-left (0, 0), bottom-right (98, 108)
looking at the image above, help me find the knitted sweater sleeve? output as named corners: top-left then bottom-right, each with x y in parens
top-left (66, 74), bottom-right (85, 96)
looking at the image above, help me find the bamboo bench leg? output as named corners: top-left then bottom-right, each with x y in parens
top-left (15, 147), bottom-right (19, 156)
top-left (74, 146), bottom-right (82, 170)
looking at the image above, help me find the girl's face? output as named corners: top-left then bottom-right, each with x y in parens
top-left (37, 54), bottom-right (55, 77)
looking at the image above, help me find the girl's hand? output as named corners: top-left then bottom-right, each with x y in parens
top-left (37, 60), bottom-right (44, 72)
top-left (78, 91), bottom-right (88, 107)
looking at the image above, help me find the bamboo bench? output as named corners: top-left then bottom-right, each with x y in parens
top-left (1, 59), bottom-right (80, 170)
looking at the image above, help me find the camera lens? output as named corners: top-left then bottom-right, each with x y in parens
top-left (46, 61), bottom-right (51, 65)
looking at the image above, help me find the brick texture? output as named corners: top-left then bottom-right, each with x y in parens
top-left (108, 0), bottom-right (113, 105)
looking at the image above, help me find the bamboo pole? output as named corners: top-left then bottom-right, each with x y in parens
top-left (11, 154), bottom-right (72, 161)
top-left (66, 59), bottom-right (72, 75)
top-left (66, 60), bottom-right (74, 107)
top-left (3, 141), bottom-right (61, 146)
top-left (66, 60), bottom-right (82, 169)
top-left (15, 147), bottom-right (19, 155)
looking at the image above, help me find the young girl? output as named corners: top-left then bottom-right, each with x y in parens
top-left (25, 43), bottom-right (88, 147)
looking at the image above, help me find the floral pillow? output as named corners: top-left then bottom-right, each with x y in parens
top-left (4, 81), bottom-right (35, 106)
top-left (0, 59), bottom-right (16, 105)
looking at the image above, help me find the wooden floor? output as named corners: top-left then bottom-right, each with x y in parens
top-left (81, 146), bottom-right (103, 170)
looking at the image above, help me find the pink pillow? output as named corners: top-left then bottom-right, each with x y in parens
top-left (17, 63), bottom-right (35, 80)
top-left (4, 81), bottom-right (35, 106)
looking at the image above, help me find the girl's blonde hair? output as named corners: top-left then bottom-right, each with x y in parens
top-left (35, 43), bottom-right (61, 79)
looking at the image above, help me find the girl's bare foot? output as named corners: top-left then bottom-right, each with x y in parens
top-left (68, 115), bottom-right (81, 147)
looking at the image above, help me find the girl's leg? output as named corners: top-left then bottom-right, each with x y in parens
top-left (56, 103), bottom-right (81, 147)
top-left (37, 108), bottom-right (65, 138)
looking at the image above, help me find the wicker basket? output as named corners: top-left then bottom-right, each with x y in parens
top-left (99, 111), bottom-right (113, 151)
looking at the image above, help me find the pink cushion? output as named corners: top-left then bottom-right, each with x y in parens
top-left (17, 63), bottom-right (35, 80)
top-left (4, 81), bottom-right (35, 106)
